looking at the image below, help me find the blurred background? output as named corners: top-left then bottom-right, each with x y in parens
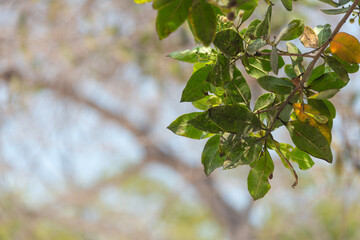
top-left (1, 0), bottom-right (360, 239)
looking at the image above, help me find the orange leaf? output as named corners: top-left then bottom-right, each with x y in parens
top-left (329, 32), bottom-right (360, 63)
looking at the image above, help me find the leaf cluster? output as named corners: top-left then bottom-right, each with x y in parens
top-left (136, 0), bottom-right (360, 200)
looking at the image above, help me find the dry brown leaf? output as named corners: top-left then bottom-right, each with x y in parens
top-left (300, 26), bottom-right (318, 48)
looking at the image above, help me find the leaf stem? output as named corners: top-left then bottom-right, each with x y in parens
top-left (271, 135), bottom-right (298, 188)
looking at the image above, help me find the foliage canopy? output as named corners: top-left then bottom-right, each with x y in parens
top-left (136, 0), bottom-right (360, 200)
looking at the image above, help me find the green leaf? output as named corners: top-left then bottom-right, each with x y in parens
top-left (208, 104), bottom-right (262, 134)
top-left (189, 0), bottom-right (217, 46)
top-left (156, 0), bottom-right (191, 39)
top-left (325, 55), bottom-right (349, 83)
top-left (281, 0), bottom-right (292, 11)
top-left (270, 141), bottom-right (293, 170)
top-left (270, 45), bottom-right (279, 74)
top-left (247, 38), bottom-right (267, 53)
top-left (290, 148), bottom-right (315, 170)
top-left (134, 0), bottom-right (152, 4)
top-left (220, 134), bottom-right (262, 168)
top-left (257, 76), bottom-right (294, 95)
top-left (287, 121), bottom-right (333, 162)
top-left (181, 66), bottom-right (211, 102)
top-left (188, 111), bottom-right (223, 133)
top-left (202, 135), bottom-right (225, 176)
top-left (255, 6), bottom-right (272, 38)
top-left (167, 112), bottom-right (212, 139)
top-left (247, 150), bottom-right (274, 200)
top-left (236, 0), bottom-right (259, 10)
top-left (244, 19), bottom-right (261, 41)
top-left (241, 8), bottom-right (256, 23)
top-left (309, 89), bottom-right (340, 100)
top-left (323, 99), bottom-right (336, 119)
top-left (254, 93), bottom-right (276, 112)
top-left (286, 42), bottom-right (304, 75)
top-left (307, 99), bottom-right (333, 119)
top-left (276, 19), bottom-right (304, 43)
top-left (207, 54), bottom-right (231, 87)
top-left (314, 24), bottom-right (332, 46)
top-left (192, 95), bottom-right (222, 110)
top-left (213, 29), bottom-right (243, 56)
top-left (307, 64), bottom-right (325, 84)
top-left (339, 0), bottom-right (350, 5)
top-left (321, 6), bottom-right (350, 15)
top-left (308, 72), bottom-right (347, 92)
top-left (153, 0), bottom-right (173, 9)
top-left (224, 68), bottom-right (251, 105)
top-left (254, 93), bottom-right (276, 123)
top-left (245, 50), bottom-right (285, 78)
top-left (332, 54), bottom-right (359, 73)
top-left (168, 47), bottom-right (215, 63)
top-left (284, 64), bottom-right (297, 79)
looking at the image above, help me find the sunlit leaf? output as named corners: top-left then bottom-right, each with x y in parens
top-left (168, 47), bottom-right (216, 63)
top-left (329, 32), bottom-right (360, 63)
top-left (300, 26), bottom-right (318, 48)
top-left (192, 95), bottom-right (222, 110)
top-left (181, 66), bottom-right (211, 102)
top-left (314, 24), bottom-right (331, 45)
top-left (167, 112), bottom-right (213, 139)
top-left (189, 0), bottom-right (217, 46)
top-left (281, 0), bottom-right (292, 11)
top-left (236, 0), bottom-right (259, 10)
top-left (134, 0), bottom-right (152, 3)
top-left (156, 0), bottom-right (191, 39)
top-left (290, 148), bottom-right (315, 170)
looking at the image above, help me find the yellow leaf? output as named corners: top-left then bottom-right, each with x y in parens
top-left (329, 32), bottom-right (360, 63)
top-left (292, 103), bottom-right (331, 143)
top-left (300, 26), bottom-right (318, 48)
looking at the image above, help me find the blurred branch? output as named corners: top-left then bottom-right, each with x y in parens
top-left (0, 69), bottom-right (253, 240)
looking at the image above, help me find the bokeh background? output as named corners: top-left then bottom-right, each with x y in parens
top-left (1, 0), bottom-right (360, 239)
